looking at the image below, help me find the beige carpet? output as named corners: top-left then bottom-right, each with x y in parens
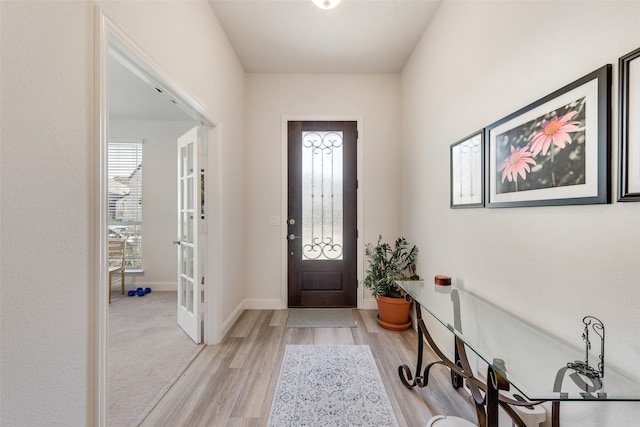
top-left (109, 291), bottom-right (203, 426)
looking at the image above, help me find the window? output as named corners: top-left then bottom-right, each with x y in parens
top-left (301, 130), bottom-right (344, 260)
top-left (108, 140), bottom-right (143, 270)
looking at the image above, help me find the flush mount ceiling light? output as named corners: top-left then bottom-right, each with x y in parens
top-left (312, 0), bottom-right (342, 10)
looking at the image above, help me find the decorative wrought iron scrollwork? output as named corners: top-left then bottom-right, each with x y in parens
top-left (569, 316), bottom-right (605, 380)
top-left (302, 237), bottom-right (343, 260)
top-left (301, 131), bottom-right (344, 261)
top-left (554, 316), bottom-right (606, 399)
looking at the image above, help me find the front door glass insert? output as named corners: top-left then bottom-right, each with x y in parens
top-left (301, 131), bottom-right (344, 260)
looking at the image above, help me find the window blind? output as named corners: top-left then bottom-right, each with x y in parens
top-left (108, 140), bottom-right (143, 270)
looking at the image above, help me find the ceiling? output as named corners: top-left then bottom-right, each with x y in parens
top-left (109, 0), bottom-right (441, 121)
top-left (109, 57), bottom-right (195, 122)
top-left (210, 0), bottom-right (442, 74)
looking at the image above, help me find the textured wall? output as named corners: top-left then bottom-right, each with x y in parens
top-left (1, 1), bottom-right (245, 424)
top-left (0, 2), bottom-right (94, 425)
top-left (244, 74), bottom-right (402, 307)
top-left (401, 1), bottom-right (640, 425)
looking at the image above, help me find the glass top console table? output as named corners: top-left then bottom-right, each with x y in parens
top-left (395, 280), bottom-right (640, 427)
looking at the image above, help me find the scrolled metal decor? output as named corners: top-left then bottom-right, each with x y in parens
top-left (554, 316), bottom-right (606, 399)
top-left (302, 238), bottom-right (343, 260)
top-left (571, 316), bottom-right (605, 379)
top-left (301, 131), bottom-right (344, 261)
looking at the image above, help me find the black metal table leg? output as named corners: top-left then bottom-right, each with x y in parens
top-left (398, 298), bottom-right (544, 427)
top-left (399, 302), bottom-right (424, 389)
top-left (451, 343), bottom-right (464, 389)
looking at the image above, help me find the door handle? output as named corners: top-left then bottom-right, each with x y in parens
top-left (172, 240), bottom-right (181, 245)
top-left (288, 234), bottom-right (301, 241)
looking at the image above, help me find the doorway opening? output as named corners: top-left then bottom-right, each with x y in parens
top-left (96, 10), bottom-right (222, 426)
top-left (286, 121), bottom-right (358, 308)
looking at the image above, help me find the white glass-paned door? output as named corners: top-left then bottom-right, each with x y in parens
top-left (177, 126), bottom-right (201, 343)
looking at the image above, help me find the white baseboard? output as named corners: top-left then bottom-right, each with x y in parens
top-left (361, 298), bottom-right (377, 310)
top-left (128, 281), bottom-right (176, 292)
top-left (243, 298), bottom-right (284, 310)
top-left (220, 298), bottom-right (376, 338)
top-left (242, 297), bottom-right (376, 310)
top-left (124, 280), bottom-right (178, 292)
top-left (221, 301), bottom-right (246, 338)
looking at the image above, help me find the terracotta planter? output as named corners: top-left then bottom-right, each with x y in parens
top-left (376, 295), bottom-right (412, 331)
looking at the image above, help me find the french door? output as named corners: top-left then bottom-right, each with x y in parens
top-left (287, 121), bottom-right (358, 307)
top-left (176, 126), bottom-right (203, 343)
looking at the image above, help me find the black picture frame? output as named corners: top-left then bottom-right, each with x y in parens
top-left (484, 65), bottom-right (611, 208)
top-left (618, 48), bottom-right (640, 201)
top-left (450, 130), bottom-right (484, 208)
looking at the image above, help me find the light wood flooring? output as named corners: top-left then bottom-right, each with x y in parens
top-left (141, 309), bottom-right (477, 427)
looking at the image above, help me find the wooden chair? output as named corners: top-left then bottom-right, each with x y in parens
top-left (108, 239), bottom-right (126, 303)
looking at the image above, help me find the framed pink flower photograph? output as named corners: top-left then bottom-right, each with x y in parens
top-left (485, 65), bottom-right (611, 208)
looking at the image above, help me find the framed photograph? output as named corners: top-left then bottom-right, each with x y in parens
top-left (618, 48), bottom-right (640, 201)
top-left (484, 65), bottom-right (611, 208)
top-left (450, 130), bottom-right (484, 208)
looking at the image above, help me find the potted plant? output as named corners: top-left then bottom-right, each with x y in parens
top-left (364, 235), bottom-right (419, 330)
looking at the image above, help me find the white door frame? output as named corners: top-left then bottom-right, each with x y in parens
top-left (95, 8), bottom-right (223, 426)
top-left (280, 115), bottom-right (366, 309)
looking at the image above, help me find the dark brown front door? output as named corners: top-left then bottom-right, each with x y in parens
top-left (287, 121), bottom-right (357, 307)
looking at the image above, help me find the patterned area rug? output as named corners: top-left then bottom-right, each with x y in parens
top-left (268, 345), bottom-right (399, 427)
top-left (286, 308), bottom-right (357, 328)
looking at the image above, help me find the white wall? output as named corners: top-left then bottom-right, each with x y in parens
top-left (0, 2), bottom-right (93, 426)
top-left (401, 1), bottom-right (640, 426)
top-left (244, 74), bottom-right (402, 308)
top-left (110, 120), bottom-right (197, 290)
top-left (0, 1), bottom-right (245, 425)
